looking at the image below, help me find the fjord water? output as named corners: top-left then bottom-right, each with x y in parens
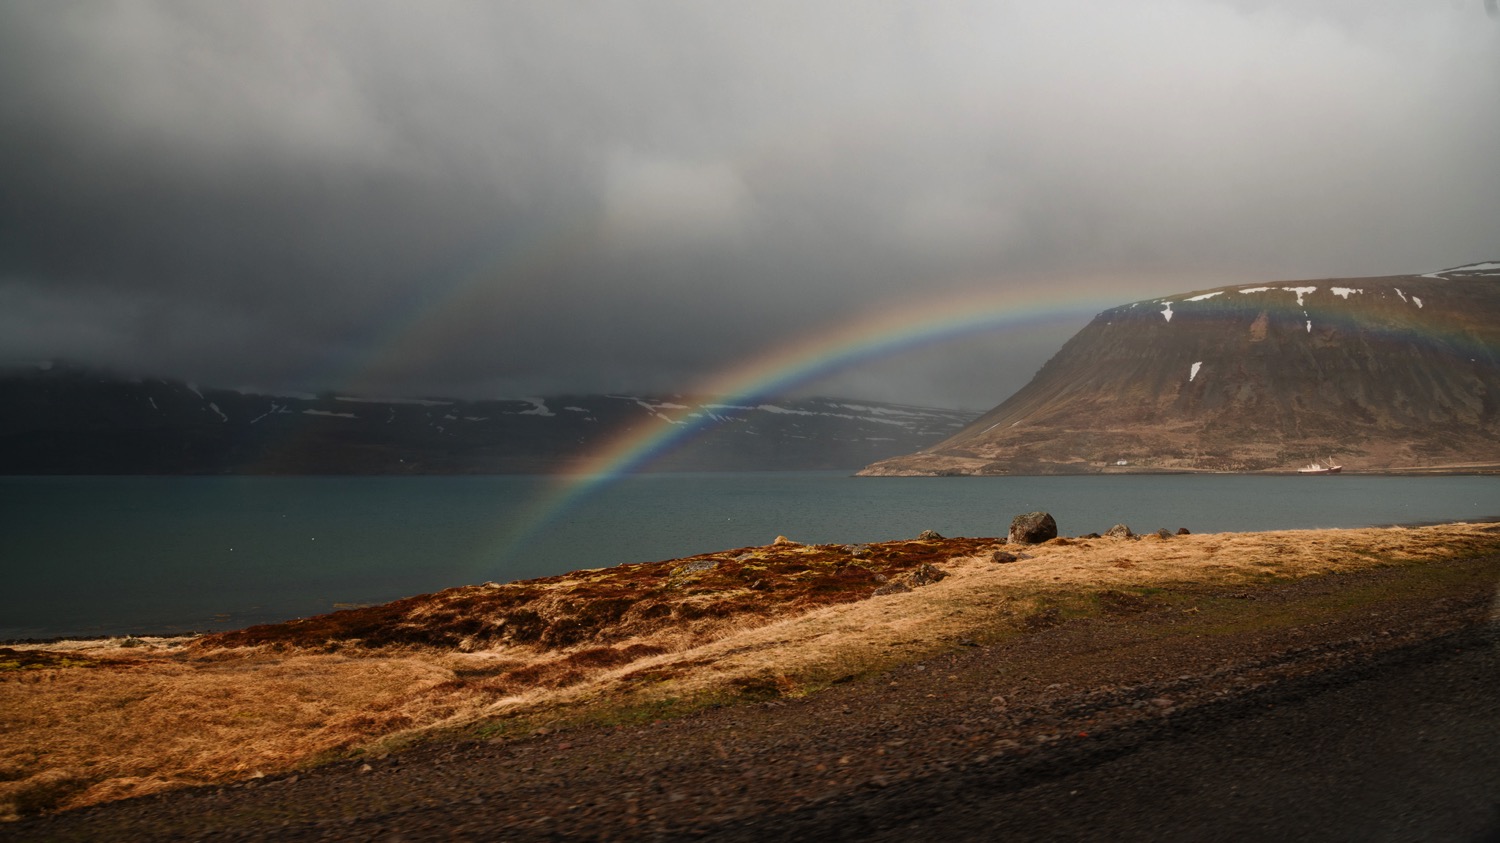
top-left (3, 473), bottom-right (1497, 640)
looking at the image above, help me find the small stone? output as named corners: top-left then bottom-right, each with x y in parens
top-left (1104, 524), bottom-right (1134, 539)
top-left (1176, 527), bottom-right (1191, 535)
top-left (917, 529), bottom-right (944, 540)
top-left (1153, 528), bottom-right (1173, 539)
top-left (991, 550), bottom-right (1019, 564)
top-left (772, 535), bottom-right (800, 546)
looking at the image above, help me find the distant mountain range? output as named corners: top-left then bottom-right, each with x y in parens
top-left (861, 262), bottom-right (1500, 475)
top-left (0, 363), bottom-right (977, 474)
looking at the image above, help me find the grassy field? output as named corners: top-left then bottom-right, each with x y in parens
top-left (3, 521), bottom-right (1498, 820)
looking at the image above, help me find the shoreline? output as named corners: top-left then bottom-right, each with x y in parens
top-left (7, 515), bottom-right (1499, 648)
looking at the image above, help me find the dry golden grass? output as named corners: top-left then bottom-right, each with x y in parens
top-left (3, 522), bottom-right (1498, 819)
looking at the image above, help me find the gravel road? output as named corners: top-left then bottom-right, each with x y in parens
top-left (706, 627), bottom-right (1500, 842)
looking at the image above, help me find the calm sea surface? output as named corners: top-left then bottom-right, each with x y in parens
top-left (3, 473), bottom-right (1497, 640)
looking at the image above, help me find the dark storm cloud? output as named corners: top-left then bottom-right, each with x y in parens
top-left (2, 1), bottom-right (1496, 408)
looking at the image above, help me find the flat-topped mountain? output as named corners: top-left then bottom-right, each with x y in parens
top-left (861, 262), bottom-right (1500, 475)
top-left (0, 365), bottom-right (975, 475)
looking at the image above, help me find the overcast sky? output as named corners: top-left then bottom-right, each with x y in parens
top-left (1, 1), bottom-right (1496, 409)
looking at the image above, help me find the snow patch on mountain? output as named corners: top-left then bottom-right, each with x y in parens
top-left (1286, 287), bottom-right (1316, 306)
top-left (517, 398), bottom-right (555, 417)
top-left (337, 396), bottom-right (451, 406)
top-left (1422, 262), bottom-right (1500, 279)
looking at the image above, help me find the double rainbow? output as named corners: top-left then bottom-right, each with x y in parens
top-left (481, 279), bottom-right (1125, 569)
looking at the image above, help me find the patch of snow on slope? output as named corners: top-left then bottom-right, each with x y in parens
top-left (630, 398), bottom-right (684, 425)
top-left (1422, 262), bottom-right (1500, 279)
top-left (1238, 287), bottom-right (1271, 294)
top-left (1189, 361), bottom-right (1202, 382)
top-left (1161, 302), bottom-right (1174, 322)
top-left (1413, 296), bottom-right (1423, 308)
top-left (754, 404), bottom-right (804, 415)
top-left (1330, 287), bottom-right (1362, 299)
top-left (249, 403), bottom-right (280, 424)
top-left (304, 409), bottom-right (357, 418)
top-left (337, 396), bottom-right (451, 406)
top-left (1394, 288), bottom-right (1407, 302)
top-left (518, 397), bottom-right (555, 417)
top-left (564, 406), bottom-right (588, 412)
top-left (1284, 286), bottom-right (1317, 306)
top-left (1306, 320), bottom-right (1312, 333)
top-left (148, 397), bottom-right (158, 411)
top-left (1184, 291), bottom-right (1223, 302)
top-left (838, 403), bottom-right (938, 418)
top-left (208, 402), bottom-right (228, 422)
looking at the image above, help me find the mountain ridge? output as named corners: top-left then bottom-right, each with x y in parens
top-left (861, 263), bottom-right (1500, 475)
top-left (0, 364), bottom-right (976, 475)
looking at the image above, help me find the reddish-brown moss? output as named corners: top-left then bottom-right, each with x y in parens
top-left (194, 537), bottom-right (1003, 653)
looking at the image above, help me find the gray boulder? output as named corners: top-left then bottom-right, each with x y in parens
top-left (1104, 524), bottom-right (1134, 539)
top-left (907, 562), bottom-right (948, 586)
top-left (917, 529), bottom-right (945, 540)
top-left (1008, 512), bottom-right (1058, 545)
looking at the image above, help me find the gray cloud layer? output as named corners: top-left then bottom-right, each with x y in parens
top-left (2, 1), bottom-right (1496, 408)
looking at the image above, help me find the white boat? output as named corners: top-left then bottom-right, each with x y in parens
top-left (1297, 459), bottom-right (1343, 475)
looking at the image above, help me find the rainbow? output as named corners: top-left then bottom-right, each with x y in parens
top-left (480, 278), bottom-right (1128, 569)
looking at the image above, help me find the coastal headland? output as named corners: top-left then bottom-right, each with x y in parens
top-left (3, 521), bottom-right (1499, 838)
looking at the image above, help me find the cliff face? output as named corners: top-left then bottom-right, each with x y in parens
top-left (861, 263), bottom-right (1500, 475)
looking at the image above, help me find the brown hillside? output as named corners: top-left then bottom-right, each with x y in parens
top-left (862, 264), bottom-right (1500, 475)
